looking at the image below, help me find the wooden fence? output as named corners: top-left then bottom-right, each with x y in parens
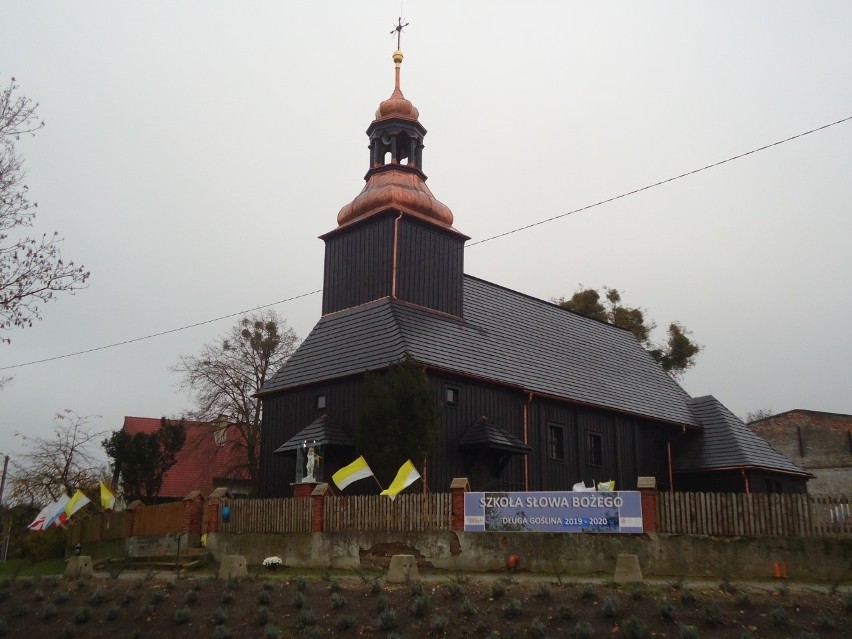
top-left (323, 493), bottom-right (452, 532)
top-left (70, 502), bottom-right (184, 544)
top-left (219, 498), bottom-right (311, 533)
top-left (658, 492), bottom-right (851, 537)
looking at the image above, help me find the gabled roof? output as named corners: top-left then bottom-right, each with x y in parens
top-left (262, 275), bottom-right (699, 427)
top-left (675, 397), bottom-right (810, 476)
top-left (459, 416), bottom-right (532, 454)
top-left (273, 414), bottom-right (355, 453)
top-left (122, 417), bottom-right (251, 499)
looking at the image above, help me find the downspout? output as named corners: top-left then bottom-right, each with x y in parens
top-left (391, 212), bottom-right (404, 299)
top-left (741, 470), bottom-right (751, 494)
top-left (523, 392), bottom-right (533, 490)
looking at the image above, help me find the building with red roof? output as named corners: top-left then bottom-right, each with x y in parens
top-left (121, 416), bottom-right (253, 500)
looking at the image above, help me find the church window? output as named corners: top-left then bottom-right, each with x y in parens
top-left (548, 425), bottom-right (565, 461)
top-left (316, 394), bottom-right (327, 410)
top-left (587, 432), bottom-right (603, 467)
top-left (445, 386), bottom-right (459, 407)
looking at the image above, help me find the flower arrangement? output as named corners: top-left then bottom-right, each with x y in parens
top-left (263, 556), bottom-right (283, 570)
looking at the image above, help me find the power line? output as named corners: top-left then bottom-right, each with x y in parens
top-left (3, 114), bottom-right (850, 372)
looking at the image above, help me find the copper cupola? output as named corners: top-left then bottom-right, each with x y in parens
top-left (336, 50), bottom-right (454, 229)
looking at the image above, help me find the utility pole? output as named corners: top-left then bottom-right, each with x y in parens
top-left (0, 455), bottom-right (9, 505)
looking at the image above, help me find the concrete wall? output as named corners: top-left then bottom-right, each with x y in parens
top-left (202, 530), bottom-right (852, 582)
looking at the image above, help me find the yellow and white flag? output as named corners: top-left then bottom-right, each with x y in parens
top-left (100, 481), bottom-right (116, 510)
top-left (332, 456), bottom-right (375, 490)
top-left (380, 460), bottom-right (420, 499)
top-left (64, 490), bottom-right (91, 519)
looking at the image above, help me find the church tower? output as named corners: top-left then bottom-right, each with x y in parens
top-left (320, 49), bottom-right (469, 317)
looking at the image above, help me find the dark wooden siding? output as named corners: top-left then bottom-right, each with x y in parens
top-left (321, 215), bottom-right (395, 315)
top-left (428, 374), bottom-right (527, 492)
top-left (396, 218), bottom-right (465, 316)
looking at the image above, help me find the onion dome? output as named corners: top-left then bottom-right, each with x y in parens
top-left (336, 49), bottom-right (455, 229)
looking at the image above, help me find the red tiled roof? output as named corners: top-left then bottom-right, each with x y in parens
top-left (122, 416), bottom-right (252, 499)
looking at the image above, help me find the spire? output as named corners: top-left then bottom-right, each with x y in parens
top-left (336, 38), bottom-right (454, 229)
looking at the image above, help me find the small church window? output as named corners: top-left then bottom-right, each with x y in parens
top-left (548, 425), bottom-right (565, 461)
top-left (445, 386), bottom-right (459, 407)
top-left (316, 395), bottom-right (327, 410)
top-left (587, 433), bottom-right (603, 467)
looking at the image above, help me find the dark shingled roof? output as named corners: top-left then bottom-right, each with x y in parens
top-left (262, 276), bottom-right (698, 427)
top-left (459, 416), bottom-right (533, 454)
top-left (273, 414), bottom-right (354, 454)
top-left (676, 396), bottom-right (810, 476)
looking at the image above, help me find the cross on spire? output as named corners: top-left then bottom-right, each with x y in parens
top-left (390, 17), bottom-right (409, 50)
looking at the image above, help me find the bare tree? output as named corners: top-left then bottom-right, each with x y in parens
top-left (10, 409), bottom-right (108, 506)
top-left (172, 309), bottom-right (298, 493)
top-left (1, 76), bottom-right (89, 347)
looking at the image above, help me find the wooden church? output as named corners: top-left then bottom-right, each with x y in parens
top-left (257, 48), bottom-right (809, 497)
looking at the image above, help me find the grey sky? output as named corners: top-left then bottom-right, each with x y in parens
top-left (2, 2), bottom-right (851, 466)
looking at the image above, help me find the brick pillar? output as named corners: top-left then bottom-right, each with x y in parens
top-left (182, 490), bottom-right (204, 536)
top-left (206, 487), bottom-right (233, 534)
top-left (310, 483), bottom-right (330, 533)
top-left (450, 477), bottom-right (470, 531)
top-left (293, 481), bottom-right (317, 499)
top-left (637, 476), bottom-right (657, 533)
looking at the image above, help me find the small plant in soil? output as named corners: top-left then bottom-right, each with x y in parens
top-left (106, 603), bottom-right (120, 620)
top-left (701, 603), bottom-right (722, 626)
top-left (225, 576), bottom-right (239, 591)
top-left (297, 608), bottom-right (315, 628)
top-left (379, 607), bottom-right (397, 630)
top-left (370, 577), bottom-right (382, 594)
top-left (659, 599), bottom-right (675, 620)
top-left (149, 589), bottom-right (166, 605)
top-left (0, 590), bottom-right (9, 602)
top-left (212, 626), bottom-right (230, 639)
top-left (292, 591), bottom-right (305, 609)
top-left (558, 602), bottom-right (574, 620)
top-left (504, 598), bottom-right (523, 618)
top-left (770, 605), bottom-right (790, 627)
top-left (580, 584), bottom-right (595, 599)
top-left (679, 624), bottom-right (699, 639)
top-left (719, 577), bottom-right (737, 594)
top-left (330, 592), bottom-right (346, 609)
top-left (261, 580), bottom-right (273, 591)
top-left (60, 622), bottom-right (75, 639)
top-left (430, 614), bottom-right (450, 634)
top-left (680, 589), bottom-right (696, 605)
top-left (294, 576), bottom-right (306, 591)
top-left (53, 590), bottom-right (70, 604)
top-left (34, 588), bottom-right (45, 601)
top-left (258, 590), bottom-right (271, 605)
top-left (13, 603), bottom-right (29, 618)
top-left (630, 586), bottom-right (643, 601)
top-left (447, 582), bottom-right (463, 598)
top-left (185, 589), bottom-right (199, 605)
top-left (256, 605), bottom-right (269, 625)
top-left (329, 578), bottom-right (340, 592)
top-left (528, 617), bottom-right (547, 638)
top-left (120, 590), bottom-right (135, 606)
top-left (41, 602), bottom-right (58, 619)
top-left (221, 591), bottom-right (233, 605)
top-left (212, 606), bottom-right (228, 625)
top-left (535, 582), bottom-right (551, 600)
top-left (337, 614), bottom-right (354, 631)
top-left (411, 594), bottom-right (429, 617)
top-left (491, 581), bottom-right (506, 599)
top-left (575, 620), bottom-right (593, 639)
top-left (462, 598), bottom-right (478, 616)
top-left (19, 578), bottom-right (33, 589)
top-left (602, 595), bottom-right (620, 618)
top-left (0, 619), bottom-right (7, 636)
top-left (73, 605), bottom-right (91, 624)
top-left (621, 615), bottom-right (648, 639)
top-left (734, 590), bottom-right (750, 606)
top-left (173, 606), bottom-right (190, 625)
top-left (409, 580), bottom-right (424, 596)
top-left (775, 583), bottom-right (790, 596)
top-left (89, 588), bottom-right (107, 605)
top-left (816, 611), bottom-right (837, 629)
top-left (263, 624), bottom-right (281, 639)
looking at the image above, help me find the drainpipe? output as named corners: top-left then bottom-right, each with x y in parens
top-left (391, 212), bottom-right (403, 299)
top-left (668, 425), bottom-right (687, 491)
top-left (741, 470), bottom-right (751, 494)
top-left (523, 392), bottom-right (533, 490)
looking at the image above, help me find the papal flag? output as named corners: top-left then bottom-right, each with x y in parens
top-left (380, 460), bottom-right (420, 499)
top-left (100, 481), bottom-right (116, 510)
top-left (64, 490), bottom-right (91, 520)
top-left (332, 456), bottom-right (375, 490)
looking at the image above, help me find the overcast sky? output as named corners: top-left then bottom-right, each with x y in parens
top-left (2, 2), bottom-right (851, 467)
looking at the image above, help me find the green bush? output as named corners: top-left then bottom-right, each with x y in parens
top-left (411, 594), bottom-right (429, 617)
top-left (447, 582), bottom-right (463, 599)
top-left (379, 607), bottom-right (397, 630)
top-left (106, 603), bottom-right (120, 621)
top-left (294, 576), bottom-right (306, 591)
top-left (370, 577), bottom-right (382, 594)
top-left (89, 588), bottom-right (107, 605)
top-left (491, 581), bottom-right (506, 599)
top-left (409, 581), bottom-right (424, 596)
top-left (535, 582), bottom-right (551, 600)
top-left (221, 591), bottom-right (233, 605)
top-left (430, 614), bottom-right (450, 634)
top-left (580, 585), bottom-right (595, 599)
top-left (622, 615), bottom-right (648, 639)
top-left (701, 603), bottom-right (722, 626)
top-left (256, 605), bottom-right (269, 625)
top-left (53, 589), bottom-right (70, 605)
top-left (337, 614), bottom-right (354, 631)
top-left (72, 605), bottom-right (91, 624)
top-left (679, 624), bottom-right (699, 639)
top-left (297, 608), bottom-right (315, 628)
top-left (575, 620), bottom-right (593, 639)
top-left (173, 606), bottom-right (190, 625)
top-left (185, 589), bottom-right (199, 605)
top-left (558, 603), bottom-right (574, 620)
top-left (23, 527), bottom-right (66, 562)
top-left (504, 598), bottom-right (522, 618)
top-left (602, 595), bottom-right (620, 618)
top-left (41, 602), bottom-right (58, 619)
top-left (257, 590), bottom-right (270, 605)
top-left (149, 589), bottom-right (166, 605)
top-left (659, 599), bottom-right (675, 619)
top-left (462, 597), bottom-right (478, 616)
top-left (263, 624), bottom-right (281, 639)
top-left (330, 592), bottom-right (346, 609)
top-left (291, 592), bottom-right (305, 609)
top-left (212, 606), bottom-right (228, 625)
top-left (680, 589), bottom-right (696, 605)
top-left (770, 606), bottom-right (789, 627)
top-left (212, 625), bottom-right (230, 639)
top-left (529, 617), bottom-right (547, 638)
